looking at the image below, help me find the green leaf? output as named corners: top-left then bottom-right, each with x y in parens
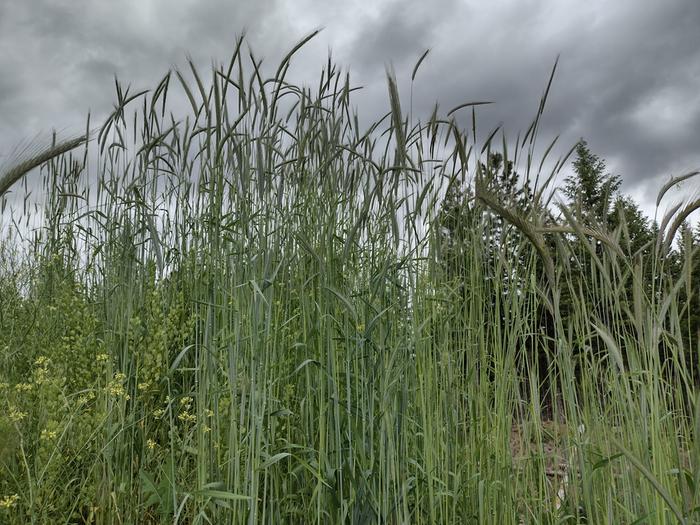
top-left (261, 452), bottom-right (292, 469)
top-left (196, 489), bottom-right (251, 502)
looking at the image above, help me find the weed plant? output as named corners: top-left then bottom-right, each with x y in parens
top-left (1, 34), bottom-right (699, 524)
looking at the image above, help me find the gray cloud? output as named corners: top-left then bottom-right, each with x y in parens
top-left (1, 0), bottom-right (699, 216)
top-left (0, 0), bottom-right (291, 150)
top-left (352, 0), bottom-right (700, 214)
top-left (347, 0), bottom-right (451, 75)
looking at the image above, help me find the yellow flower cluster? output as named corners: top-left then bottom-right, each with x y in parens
top-left (177, 412), bottom-right (197, 424)
top-left (106, 372), bottom-right (130, 400)
top-left (8, 406), bottom-right (27, 423)
top-left (77, 391), bottom-right (96, 406)
top-left (0, 494), bottom-right (19, 509)
top-left (177, 396), bottom-right (196, 424)
top-left (33, 356), bottom-right (51, 385)
top-left (40, 428), bottom-right (58, 441)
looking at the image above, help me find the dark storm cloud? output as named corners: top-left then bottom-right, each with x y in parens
top-left (0, 0), bottom-right (292, 157)
top-left (331, 0), bottom-right (700, 214)
top-left (550, 0), bottom-right (700, 182)
top-left (1, 0), bottom-right (699, 214)
top-left (348, 0), bottom-right (452, 75)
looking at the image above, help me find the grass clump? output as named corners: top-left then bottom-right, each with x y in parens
top-left (1, 33), bottom-right (700, 523)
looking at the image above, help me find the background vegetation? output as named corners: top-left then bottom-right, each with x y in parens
top-left (1, 35), bottom-right (700, 523)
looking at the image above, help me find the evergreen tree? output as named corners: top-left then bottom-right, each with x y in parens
top-left (435, 152), bottom-right (540, 392)
top-left (435, 178), bottom-right (475, 283)
top-left (674, 221), bottom-right (700, 377)
top-left (608, 195), bottom-right (654, 258)
top-left (559, 141), bottom-right (633, 381)
top-left (436, 152), bottom-right (533, 286)
top-left (480, 153), bottom-right (534, 249)
top-left (563, 140), bottom-right (621, 227)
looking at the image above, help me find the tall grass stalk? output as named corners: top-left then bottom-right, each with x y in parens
top-left (0, 34), bottom-right (699, 523)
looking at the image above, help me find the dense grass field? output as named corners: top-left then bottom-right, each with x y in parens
top-left (1, 35), bottom-right (700, 523)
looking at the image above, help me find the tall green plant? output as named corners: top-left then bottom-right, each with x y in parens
top-left (0, 33), bottom-right (699, 524)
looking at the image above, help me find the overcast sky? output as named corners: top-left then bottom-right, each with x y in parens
top-left (1, 0), bottom-right (699, 216)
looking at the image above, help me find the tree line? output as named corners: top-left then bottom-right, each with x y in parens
top-left (435, 139), bottom-right (700, 408)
